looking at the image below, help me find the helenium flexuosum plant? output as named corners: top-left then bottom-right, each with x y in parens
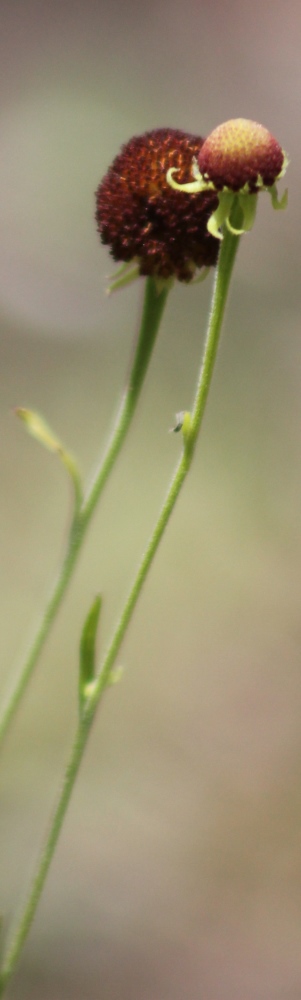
top-left (0, 119), bottom-right (288, 997)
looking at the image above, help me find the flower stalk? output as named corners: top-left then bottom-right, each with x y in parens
top-left (0, 276), bottom-right (169, 748)
top-left (0, 220), bottom-right (240, 996)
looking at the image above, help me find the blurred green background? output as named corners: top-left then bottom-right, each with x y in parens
top-left (1, 1), bottom-right (301, 997)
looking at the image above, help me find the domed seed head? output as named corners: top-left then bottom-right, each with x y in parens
top-left (197, 118), bottom-right (285, 192)
top-left (96, 128), bottom-right (219, 284)
top-left (167, 118), bottom-right (288, 241)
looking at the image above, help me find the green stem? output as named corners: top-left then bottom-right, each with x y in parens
top-left (0, 227), bottom-right (240, 996)
top-left (89, 224), bottom-right (241, 703)
top-left (0, 277), bottom-right (169, 747)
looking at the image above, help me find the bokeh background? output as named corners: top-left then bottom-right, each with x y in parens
top-left (1, 1), bottom-right (301, 997)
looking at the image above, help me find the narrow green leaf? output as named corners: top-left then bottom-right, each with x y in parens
top-left (15, 408), bottom-right (62, 452)
top-left (15, 407), bottom-right (82, 508)
top-left (79, 595), bottom-right (102, 710)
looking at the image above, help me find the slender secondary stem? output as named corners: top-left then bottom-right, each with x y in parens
top-left (0, 277), bottom-right (169, 747)
top-left (0, 225), bottom-right (240, 996)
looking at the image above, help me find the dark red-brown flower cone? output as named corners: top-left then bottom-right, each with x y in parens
top-left (96, 128), bottom-right (219, 282)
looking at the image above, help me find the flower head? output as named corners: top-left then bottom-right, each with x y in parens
top-left (167, 118), bottom-right (288, 240)
top-left (197, 119), bottom-right (285, 192)
top-left (96, 128), bottom-right (219, 284)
